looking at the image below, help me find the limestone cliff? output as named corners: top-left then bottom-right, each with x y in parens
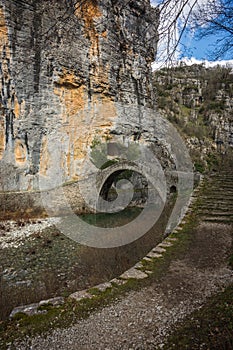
top-left (0, 0), bottom-right (159, 191)
top-left (153, 63), bottom-right (233, 171)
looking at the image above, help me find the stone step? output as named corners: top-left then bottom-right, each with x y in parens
top-left (201, 201), bottom-right (233, 206)
top-left (201, 194), bottom-right (233, 200)
top-left (207, 186), bottom-right (233, 191)
top-left (199, 211), bottom-right (233, 217)
top-left (198, 202), bottom-right (233, 208)
top-left (207, 187), bottom-right (233, 190)
top-left (206, 188), bottom-right (233, 192)
top-left (202, 216), bottom-right (233, 223)
top-left (200, 199), bottom-right (233, 204)
top-left (208, 179), bottom-right (232, 181)
top-left (208, 177), bottom-right (233, 181)
top-left (198, 200), bottom-right (233, 205)
top-left (201, 203), bottom-right (233, 208)
top-left (198, 169), bottom-right (233, 225)
top-left (210, 185), bottom-right (233, 187)
top-left (198, 207), bottom-right (233, 213)
top-left (207, 179), bottom-right (233, 183)
top-left (209, 174), bottom-right (233, 178)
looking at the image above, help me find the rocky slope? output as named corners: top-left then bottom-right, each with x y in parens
top-left (153, 63), bottom-right (233, 172)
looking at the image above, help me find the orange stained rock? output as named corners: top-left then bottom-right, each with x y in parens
top-left (74, 137), bottom-right (87, 160)
top-left (14, 96), bottom-right (20, 118)
top-left (0, 6), bottom-right (10, 91)
top-left (75, 2), bottom-right (111, 97)
top-left (0, 118), bottom-right (5, 159)
top-left (53, 63), bottom-right (117, 179)
top-left (70, 99), bottom-right (117, 162)
top-left (90, 62), bottom-right (111, 95)
top-left (0, 7), bottom-right (8, 52)
top-left (101, 30), bottom-right (107, 38)
top-left (75, 0), bottom-right (102, 57)
top-left (56, 69), bottom-right (83, 88)
top-left (0, 7), bottom-right (7, 159)
top-left (39, 136), bottom-right (50, 176)
top-left (75, 0), bottom-right (102, 31)
top-left (66, 145), bottom-right (71, 177)
top-left (54, 84), bottom-right (85, 121)
top-left (0, 7), bottom-right (21, 121)
top-left (14, 139), bottom-right (27, 165)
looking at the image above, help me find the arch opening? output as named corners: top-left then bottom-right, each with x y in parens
top-left (99, 169), bottom-right (148, 205)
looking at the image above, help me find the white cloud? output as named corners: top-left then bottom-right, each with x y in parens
top-left (150, 0), bottom-right (158, 7)
top-left (152, 57), bottom-right (233, 71)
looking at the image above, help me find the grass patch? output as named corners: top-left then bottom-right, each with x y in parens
top-left (194, 162), bottom-right (205, 174)
top-left (163, 284), bottom-right (233, 350)
top-left (100, 159), bottom-right (118, 169)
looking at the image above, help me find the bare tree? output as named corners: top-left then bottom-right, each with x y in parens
top-left (155, 0), bottom-right (199, 63)
top-left (3, 0), bottom-right (233, 62)
top-left (191, 0), bottom-right (233, 60)
top-left (156, 0), bottom-right (233, 63)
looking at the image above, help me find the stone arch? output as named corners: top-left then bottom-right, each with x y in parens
top-left (95, 160), bottom-right (178, 199)
top-left (95, 161), bottom-right (144, 196)
top-left (169, 185), bottom-right (177, 194)
top-left (98, 167), bottom-right (149, 206)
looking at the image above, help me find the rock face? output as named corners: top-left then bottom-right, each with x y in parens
top-left (0, 0), bottom-right (159, 191)
top-left (153, 64), bottom-right (233, 170)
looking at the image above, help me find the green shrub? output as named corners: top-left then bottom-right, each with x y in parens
top-left (194, 162), bottom-right (205, 173)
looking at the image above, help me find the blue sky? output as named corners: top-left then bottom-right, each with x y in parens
top-left (180, 33), bottom-right (217, 61)
top-left (180, 30), bottom-right (233, 61)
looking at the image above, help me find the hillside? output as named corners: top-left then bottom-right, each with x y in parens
top-left (153, 63), bottom-right (233, 172)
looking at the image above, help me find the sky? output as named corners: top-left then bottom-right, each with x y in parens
top-left (150, 0), bottom-right (233, 66)
top-left (180, 28), bottom-right (233, 62)
top-left (180, 34), bottom-right (218, 61)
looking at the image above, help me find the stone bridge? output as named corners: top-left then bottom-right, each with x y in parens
top-left (0, 159), bottom-right (180, 220)
top-left (95, 160), bottom-right (178, 196)
top-left (76, 159), bottom-right (179, 214)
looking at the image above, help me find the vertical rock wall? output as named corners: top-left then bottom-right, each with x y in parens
top-left (0, 0), bottom-right (158, 191)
